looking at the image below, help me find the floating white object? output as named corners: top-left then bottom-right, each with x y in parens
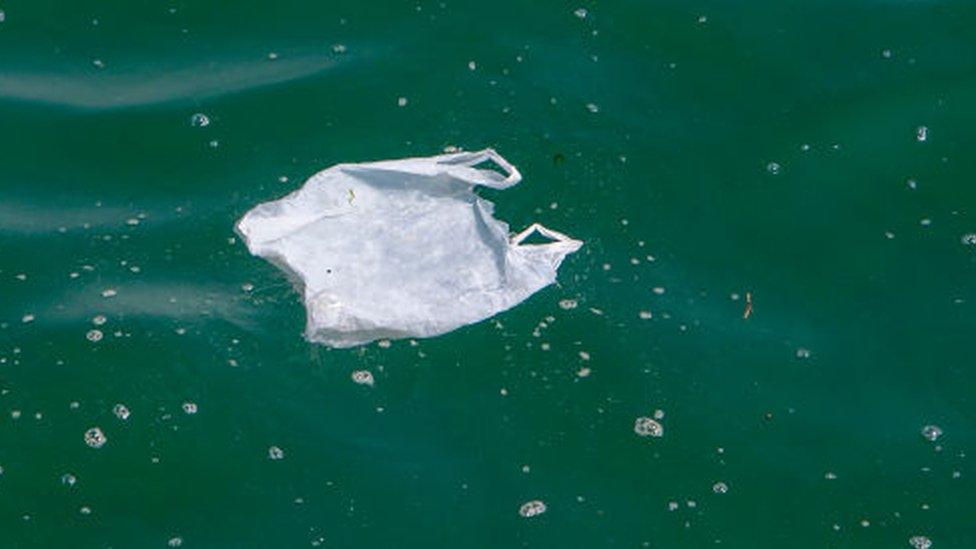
top-left (237, 149), bottom-right (582, 348)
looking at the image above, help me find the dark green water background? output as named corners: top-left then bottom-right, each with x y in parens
top-left (1, 1), bottom-right (975, 547)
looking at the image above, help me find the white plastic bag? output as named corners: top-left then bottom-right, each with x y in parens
top-left (236, 149), bottom-right (582, 348)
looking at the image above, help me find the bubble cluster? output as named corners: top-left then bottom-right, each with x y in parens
top-left (909, 535), bottom-right (932, 549)
top-left (712, 482), bottom-right (729, 494)
top-left (112, 403), bottom-right (131, 420)
top-left (351, 370), bottom-right (375, 386)
top-left (634, 416), bottom-right (664, 437)
top-left (182, 402), bottom-right (198, 414)
top-left (558, 299), bottom-right (578, 310)
top-left (86, 329), bottom-right (103, 342)
top-left (519, 500), bottom-right (547, 517)
top-left (84, 427), bottom-right (107, 449)
top-left (190, 113), bottom-right (210, 127)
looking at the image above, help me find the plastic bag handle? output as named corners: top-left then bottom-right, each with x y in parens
top-left (437, 148), bottom-right (522, 189)
top-left (511, 223), bottom-right (582, 251)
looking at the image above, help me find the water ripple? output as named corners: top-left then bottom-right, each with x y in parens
top-left (0, 53), bottom-right (340, 110)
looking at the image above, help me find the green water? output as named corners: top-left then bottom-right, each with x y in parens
top-left (2, 1), bottom-right (975, 547)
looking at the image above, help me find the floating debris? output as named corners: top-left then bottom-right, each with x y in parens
top-left (351, 370), bottom-right (374, 386)
top-left (634, 416), bottom-right (664, 437)
top-left (268, 446), bottom-right (285, 460)
top-left (743, 292), bottom-right (753, 319)
top-left (916, 126), bottom-right (928, 142)
top-left (519, 500), bottom-right (547, 518)
top-left (112, 403), bottom-right (130, 420)
top-left (84, 427), bottom-right (107, 449)
top-left (86, 329), bottom-right (104, 342)
top-left (190, 113), bottom-right (211, 127)
top-left (21, 314), bottom-right (34, 323)
top-left (909, 536), bottom-right (932, 549)
top-left (921, 425), bottom-right (943, 442)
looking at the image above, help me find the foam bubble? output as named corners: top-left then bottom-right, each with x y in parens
top-left (519, 500), bottom-right (547, 518)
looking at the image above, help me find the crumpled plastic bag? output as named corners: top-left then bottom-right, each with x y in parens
top-left (236, 148), bottom-right (582, 348)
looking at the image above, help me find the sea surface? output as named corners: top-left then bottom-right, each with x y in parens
top-left (1, 1), bottom-right (974, 547)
